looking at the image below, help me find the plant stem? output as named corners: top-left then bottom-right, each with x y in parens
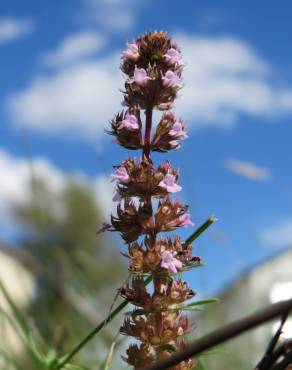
top-left (143, 108), bottom-right (153, 160)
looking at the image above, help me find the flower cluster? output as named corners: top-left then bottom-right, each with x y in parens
top-left (111, 159), bottom-right (182, 200)
top-left (99, 31), bottom-right (200, 370)
top-left (152, 111), bottom-right (188, 152)
top-left (126, 236), bottom-right (199, 274)
top-left (120, 32), bottom-right (184, 110)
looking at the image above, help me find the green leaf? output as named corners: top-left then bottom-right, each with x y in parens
top-left (0, 303), bottom-right (45, 369)
top-left (169, 298), bottom-right (219, 311)
top-left (64, 365), bottom-right (91, 370)
top-left (100, 339), bottom-right (117, 370)
top-left (158, 343), bottom-right (176, 353)
top-left (160, 227), bottom-right (177, 233)
top-left (179, 263), bottom-right (204, 273)
top-left (0, 279), bottom-right (31, 338)
top-left (185, 216), bottom-right (218, 245)
top-left (28, 331), bottom-right (47, 363)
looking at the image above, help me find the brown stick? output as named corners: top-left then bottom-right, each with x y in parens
top-left (256, 312), bottom-right (289, 369)
top-left (145, 299), bottom-right (292, 370)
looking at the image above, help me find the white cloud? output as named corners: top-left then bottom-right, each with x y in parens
top-left (0, 17), bottom-right (34, 44)
top-left (7, 34), bottom-right (292, 139)
top-left (175, 35), bottom-right (292, 126)
top-left (42, 31), bottom-right (106, 66)
top-left (260, 219), bottom-right (292, 249)
top-left (8, 54), bottom-right (122, 138)
top-left (0, 150), bottom-right (115, 235)
top-left (225, 158), bottom-right (271, 181)
top-left (0, 150), bottom-right (64, 210)
top-left (82, 0), bottom-right (143, 33)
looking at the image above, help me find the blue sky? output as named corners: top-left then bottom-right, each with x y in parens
top-left (0, 0), bottom-right (292, 295)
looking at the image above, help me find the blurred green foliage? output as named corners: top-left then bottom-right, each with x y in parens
top-left (0, 176), bottom-right (126, 369)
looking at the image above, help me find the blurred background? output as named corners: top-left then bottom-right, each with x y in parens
top-left (0, 0), bottom-right (292, 369)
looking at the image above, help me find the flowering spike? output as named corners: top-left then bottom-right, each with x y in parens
top-left (104, 31), bottom-right (200, 369)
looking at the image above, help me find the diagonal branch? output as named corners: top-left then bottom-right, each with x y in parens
top-left (145, 299), bottom-right (292, 370)
top-left (256, 311), bottom-right (290, 369)
top-left (271, 349), bottom-right (292, 370)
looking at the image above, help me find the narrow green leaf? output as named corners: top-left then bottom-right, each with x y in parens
top-left (179, 263), bottom-right (204, 272)
top-left (159, 227), bottom-right (177, 233)
top-left (0, 279), bottom-right (30, 337)
top-left (64, 365), bottom-right (91, 370)
top-left (185, 216), bottom-right (218, 245)
top-left (28, 331), bottom-right (47, 363)
top-left (158, 343), bottom-right (176, 353)
top-left (169, 298), bottom-right (219, 311)
top-left (185, 298), bottom-right (220, 306)
top-left (101, 339), bottom-right (117, 370)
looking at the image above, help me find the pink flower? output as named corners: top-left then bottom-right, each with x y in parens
top-left (157, 102), bottom-right (174, 110)
top-left (169, 140), bottom-right (181, 149)
top-left (122, 43), bottom-right (139, 61)
top-left (179, 213), bottom-right (195, 227)
top-left (164, 48), bottom-right (182, 65)
top-left (161, 250), bottom-right (182, 273)
top-left (159, 173), bottom-right (182, 193)
top-left (118, 114), bottom-right (139, 131)
top-left (168, 213), bottom-right (194, 228)
top-left (162, 70), bottom-right (182, 88)
top-left (169, 121), bottom-right (188, 139)
top-left (96, 222), bottom-right (111, 234)
top-left (111, 166), bottom-right (130, 183)
top-left (130, 67), bottom-right (150, 86)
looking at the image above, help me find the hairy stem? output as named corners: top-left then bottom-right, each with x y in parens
top-left (143, 108), bottom-right (153, 160)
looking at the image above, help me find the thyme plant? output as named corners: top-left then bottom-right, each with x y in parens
top-left (100, 31), bottom-right (201, 369)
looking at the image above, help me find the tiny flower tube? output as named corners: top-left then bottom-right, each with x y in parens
top-left (118, 114), bottom-right (139, 131)
top-left (169, 140), bottom-right (181, 149)
top-left (162, 70), bottom-right (182, 88)
top-left (161, 250), bottom-right (183, 273)
top-left (111, 166), bottom-right (130, 183)
top-left (167, 213), bottom-right (195, 228)
top-left (159, 173), bottom-right (182, 193)
top-left (169, 121), bottom-right (188, 139)
top-left (122, 42), bottom-right (140, 61)
top-left (164, 48), bottom-right (182, 65)
top-left (129, 67), bottom-right (150, 86)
